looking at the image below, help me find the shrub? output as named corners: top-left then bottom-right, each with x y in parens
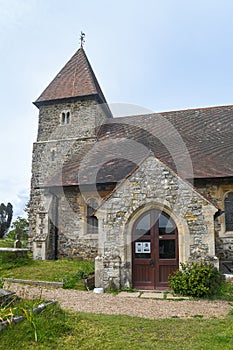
top-left (168, 262), bottom-right (225, 298)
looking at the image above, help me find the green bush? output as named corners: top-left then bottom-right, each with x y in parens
top-left (168, 262), bottom-right (225, 298)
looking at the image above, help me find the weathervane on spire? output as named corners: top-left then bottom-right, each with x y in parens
top-left (80, 31), bottom-right (85, 48)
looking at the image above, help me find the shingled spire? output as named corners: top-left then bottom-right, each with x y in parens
top-left (34, 47), bottom-right (108, 107)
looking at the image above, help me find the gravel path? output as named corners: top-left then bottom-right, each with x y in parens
top-left (8, 283), bottom-right (232, 319)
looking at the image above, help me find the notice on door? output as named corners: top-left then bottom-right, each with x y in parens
top-left (135, 242), bottom-right (151, 253)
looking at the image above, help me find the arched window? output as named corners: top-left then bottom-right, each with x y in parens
top-left (66, 111), bottom-right (70, 124)
top-left (61, 112), bottom-right (66, 125)
top-left (51, 149), bottom-right (56, 161)
top-left (61, 110), bottom-right (71, 125)
top-left (87, 199), bottom-right (98, 234)
top-left (224, 193), bottom-right (233, 231)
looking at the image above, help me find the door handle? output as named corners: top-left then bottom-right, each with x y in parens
top-left (149, 259), bottom-right (155, 266)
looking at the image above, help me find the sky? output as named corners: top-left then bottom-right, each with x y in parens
top-left (1, 0), bottom-right (233, 219)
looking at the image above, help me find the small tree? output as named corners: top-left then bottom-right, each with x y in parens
top-left (7, 216), bottom-right (29, 241)
top-left (0, 203), bottom-right (13, 238)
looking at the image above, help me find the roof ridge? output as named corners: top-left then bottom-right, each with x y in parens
top-left (160, 104), bottom-right (233, 115)
top-left (110, 104), bottom-right (233, 121)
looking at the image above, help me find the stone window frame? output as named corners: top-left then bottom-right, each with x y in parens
top-left (86, 198), bottom-right (99, 234)
top-left (224, 191), bottom-right (233, 233)
top-left (60, 110), bottom-right (71, 125)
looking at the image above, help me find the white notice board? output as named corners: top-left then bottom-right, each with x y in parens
top-left (135, 242), bottom-right (151, 253)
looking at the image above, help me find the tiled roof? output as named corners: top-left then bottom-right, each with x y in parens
top-left (34, 47), bottom-right (108, 106)
top-left (44, 104), bottom-right (233, 188)
top-left (46, 139), bottom-right (150, 187)
top-left (98, 105), bottom-right (233, 179)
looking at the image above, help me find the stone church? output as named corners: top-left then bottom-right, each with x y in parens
top-left (30, 44), bottom-right (233, 290)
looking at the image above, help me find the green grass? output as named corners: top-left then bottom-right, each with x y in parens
top-left (0, 257), bottom-right (94, 290)
top-left (1, 303), bottom-right (233, 349)
top-left (0, 259), bottom-right (94, 281)
top-left (0, 238), bottom-right (28, 248)
top-left (0, 237), bottom-right (94, 290)
top-left (211, 280), bottom-right (233, 301)
top-left (0, 296), bottom-right (45, 320)
top-left (0, 239), bottom-right (14, 248)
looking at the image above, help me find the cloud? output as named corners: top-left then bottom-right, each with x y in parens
top-left (0, 178), bottom-right (29, 220)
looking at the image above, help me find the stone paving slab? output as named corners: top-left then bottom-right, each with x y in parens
top-left (141, 292), bottom-right (164, 299)
top-left (117, 292), bottom-right (140, 298)
top-left (139, 292), bottom-right (190, 300)
top-left (165, 293), bottom-right (190, 300)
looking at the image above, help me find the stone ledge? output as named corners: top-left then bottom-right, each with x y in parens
top-left (0, 248), bottom-right (28, 252)
top-left (3, 278), bottom-right (63, 288)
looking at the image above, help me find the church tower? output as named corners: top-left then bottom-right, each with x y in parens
top-left (30, 43), bottom-right (112, 259)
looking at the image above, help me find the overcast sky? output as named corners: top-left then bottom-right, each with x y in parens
top-left (1, 0), bottom-right (233, 218)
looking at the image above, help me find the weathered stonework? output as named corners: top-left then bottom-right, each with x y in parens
top-left (95, 156), bottom-right (218, 290)
top-left (31, 187), bottom-right (99, 260)
top-left (215, 236), bottom-right (233, 260)
top-left (29, 97), bottom-right (111, 259)
top-left (194, 178), bottom-right (233, 260)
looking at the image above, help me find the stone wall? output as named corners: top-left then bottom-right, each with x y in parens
top-left (37, 99), bottom-right (109, 142)
top-left (215, 236), bottom-right (233, 260)
top-left (194, 178), bottom-right (233, 260)
top-left (95, 156), bottom-right (218, 290)
top-left (29, 97), bottom-right (110, 258)
top-left (31, 187), bottom-right (99, 260)
top-left (56, 188), bottom-right (98, 260)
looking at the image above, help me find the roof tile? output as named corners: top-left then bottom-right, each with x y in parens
top-left (34, 47), bottom-right (107, 105)
top-left (44, 105), bottom-right (233, 188)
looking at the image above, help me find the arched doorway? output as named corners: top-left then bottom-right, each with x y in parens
top-left (132, 209), bottom-right (179, 289)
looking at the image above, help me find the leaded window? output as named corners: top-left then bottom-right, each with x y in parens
top-left (224, 193), bottom-right (233, 231)
top-left (87, 199), bottom-right (98, 234)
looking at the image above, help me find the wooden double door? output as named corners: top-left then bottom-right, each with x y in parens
top-left (132, 209), bottom-right (179, 289)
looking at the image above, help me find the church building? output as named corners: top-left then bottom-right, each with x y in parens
top-left (29, 43), bottom-right (233, 290)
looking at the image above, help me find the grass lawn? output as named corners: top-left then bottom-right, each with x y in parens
top-left (0, 303), bottom-right (233, 349)
top-left (0, 239), bottom-right (14, 248)
top-left (0, 258), bottom-right (94, 281)
top-left (0, 254), bottom-right (94, 290)
top-left (0, 239), bottom-right (94, 288)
